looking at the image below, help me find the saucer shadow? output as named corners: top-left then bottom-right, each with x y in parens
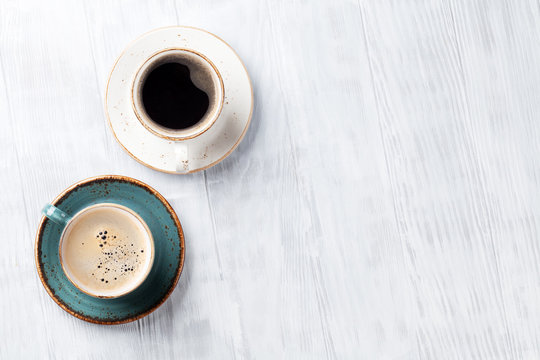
top-left (141, 253), bottom-right (191, 329)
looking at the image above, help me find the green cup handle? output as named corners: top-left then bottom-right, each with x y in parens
top-left (42, 204), bottom-right (73, 227)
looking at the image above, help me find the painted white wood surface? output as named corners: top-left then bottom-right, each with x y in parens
top-left (1, 0), bottom-right (539, 358)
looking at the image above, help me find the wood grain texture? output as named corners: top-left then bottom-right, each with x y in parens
top-left (1, 0), bottom-right (539, 358)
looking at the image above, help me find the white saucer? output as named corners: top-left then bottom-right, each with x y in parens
top-left (105, 26), bottom-right (253, 174)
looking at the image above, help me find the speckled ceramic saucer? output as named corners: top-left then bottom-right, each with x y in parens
top-left (35, 176), bottom-right (185, 324)
top-left (105, 26), bottom-right (253, 174)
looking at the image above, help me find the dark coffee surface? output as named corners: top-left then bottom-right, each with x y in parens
top-left (142, 62), bottom-right (209, 129)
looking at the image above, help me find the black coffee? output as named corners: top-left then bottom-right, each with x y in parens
top-left (142, 62), bottom-right (209, 130)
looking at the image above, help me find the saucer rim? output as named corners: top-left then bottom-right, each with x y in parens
top-left (104, 25), bottom-right (254, 174)
top-left (34, 175), bottom-right (185, 325)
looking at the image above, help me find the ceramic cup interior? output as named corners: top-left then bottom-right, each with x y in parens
top-left (58, 203), bottom-right (155, 298)
top-left (132, 48), bottom-right (224, 141)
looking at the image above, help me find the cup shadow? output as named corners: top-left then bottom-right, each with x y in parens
top-left (141, 253), bottom-right (191, 330)
top-left (204, 72), bottom-right (261, 176)
top-left (89, 251), bottom-right (191, 333)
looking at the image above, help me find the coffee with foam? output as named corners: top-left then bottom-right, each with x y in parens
top-left (60, 204), bottom-right (154, 298)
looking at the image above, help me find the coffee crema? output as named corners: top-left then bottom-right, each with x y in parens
top-left (60, 204), bottom-right (154, 298)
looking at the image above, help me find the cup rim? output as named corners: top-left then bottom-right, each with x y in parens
top-left (58, 202), bottom-right (155, 299)
top-left (131, 48), bottom-right (225, 141)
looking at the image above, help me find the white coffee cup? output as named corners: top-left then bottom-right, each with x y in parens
top-left (131, 49), bottom-right (224, 173)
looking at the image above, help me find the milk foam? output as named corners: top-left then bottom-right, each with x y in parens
top-left (60, 204), bottom-right (154, 298)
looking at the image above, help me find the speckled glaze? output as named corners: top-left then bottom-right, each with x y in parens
top-left (35, 175), bottom-right (185, 324)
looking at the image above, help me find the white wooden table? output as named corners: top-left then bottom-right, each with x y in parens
top-left (1, 0), bottom-right (539, 358)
